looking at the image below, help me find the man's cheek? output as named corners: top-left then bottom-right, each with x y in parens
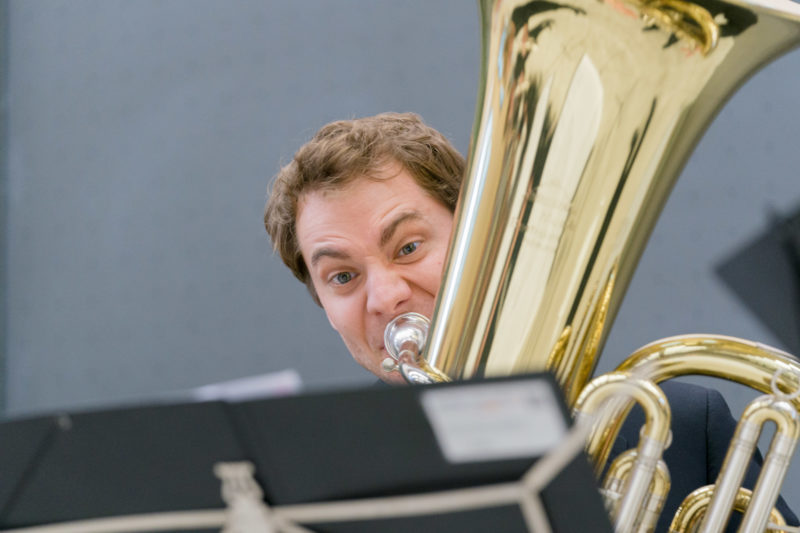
top-left (319, 297), bottom-right (342, 333)
top-left (325, 312), bottom-right (339, 333)
top-left (343, 338), bottom-right (371, 369)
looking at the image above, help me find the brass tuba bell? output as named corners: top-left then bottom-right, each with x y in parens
top-left (425, 0), bottom-right (800, 399)
top-left (385, 0), bottom-right (800, 529)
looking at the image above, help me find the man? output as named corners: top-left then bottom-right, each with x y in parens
top-left (265, 112), bottom-right (464, 385)
top-left (265, 112), bottom-right (797, 530)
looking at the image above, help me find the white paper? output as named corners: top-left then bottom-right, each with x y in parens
top-left (190, 369), bottom-right (303, 402)
top-left (420, 380), bottom-right (568, 463)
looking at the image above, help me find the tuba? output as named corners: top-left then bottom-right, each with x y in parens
top-left (386, 0), bottom-right (800, 530)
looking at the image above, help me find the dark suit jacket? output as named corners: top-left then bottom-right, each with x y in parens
top-left (613, 381), bottom-right (797, 532)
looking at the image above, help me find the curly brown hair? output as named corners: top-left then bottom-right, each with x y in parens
top-left (264, 112), bottom-right (465, 305)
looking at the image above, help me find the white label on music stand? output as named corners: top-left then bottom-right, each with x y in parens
top-left (420, 380), bottom-right (568, 463)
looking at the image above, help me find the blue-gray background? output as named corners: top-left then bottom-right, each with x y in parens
top-left (2, 0), bottom-right (799, 506)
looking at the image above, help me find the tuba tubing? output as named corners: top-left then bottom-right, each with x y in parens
top-left (574, 374), bottom-right (672, 532)
top-left (604, 450), bottom-right (671, 533)
top-left (597, 335), bottom-right (800, 530)
top-left (670, 486), bottom-right (787, 533)
top-left (699, 394), bottom-right (800, 532)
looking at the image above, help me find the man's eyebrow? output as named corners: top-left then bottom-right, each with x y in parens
top-left (380, 211), bottom-right (423, 248)
top-left (310, 248), bottom-right (350, 268)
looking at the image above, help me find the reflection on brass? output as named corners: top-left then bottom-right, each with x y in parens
top-left (670, 486), bottom-right (786, 532)
top-left (615, 334), bottom-right (800, 393)
top-left (580, 335), bottom-right (800, 529)
top-left (637, 0), bottom-right (720, 55)
top-left (540, 263), bottom-right (615, 405)
top-left (698, 391), bottom-right (800, 531)
top-left (413, 0), bottom-right (800, 529)
top-left (565, 262), bottom-right (618, 404)
top-left (574, 373), bottom-right (671, 532)
top-left (575, 373), bottom-right (670, 475)
top-left (603, 449), bottom-right (671, 533)
top-left (544, 325), bottom-right (572, 379)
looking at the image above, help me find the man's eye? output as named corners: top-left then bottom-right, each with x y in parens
top-left (398, 241), bottom-right (419, 256)
top-left (332, 272), bottom-right (353, 285)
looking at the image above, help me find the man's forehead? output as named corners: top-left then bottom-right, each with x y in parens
top-left (295, 165), bottom-right (441, 264)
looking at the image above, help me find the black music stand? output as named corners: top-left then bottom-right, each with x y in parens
top-left (0, 373), bottom-right (612, 533)
top-left (0, 401), bottom-right (246, 530)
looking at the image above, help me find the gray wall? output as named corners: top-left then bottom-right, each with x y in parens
top-left (0, 0), bottom-right (7, 413)
top-left (3, 0), bottom-right (799, 505)
top-left (4, 0), bottom-right (479, 414)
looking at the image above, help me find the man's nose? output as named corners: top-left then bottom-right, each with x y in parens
top-left (365, 267), bottom-right (412, 316)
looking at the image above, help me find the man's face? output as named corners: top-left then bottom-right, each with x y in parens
top-left (296, 162), bottom-right (454, 384)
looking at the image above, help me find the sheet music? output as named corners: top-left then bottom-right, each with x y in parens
top-left (420, 380), bottom-right (567, 463)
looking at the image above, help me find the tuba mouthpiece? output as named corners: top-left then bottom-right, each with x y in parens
top-left (382, 313), bottom-right (448, 384)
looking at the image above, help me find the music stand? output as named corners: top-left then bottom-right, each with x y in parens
top-left (0, 373), bottom-right (611, 533)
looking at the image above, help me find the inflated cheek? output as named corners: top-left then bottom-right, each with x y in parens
top-left (423, 254), bottom-right (447, 291)
top-left (432, 255), bottom-right (445, 275)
